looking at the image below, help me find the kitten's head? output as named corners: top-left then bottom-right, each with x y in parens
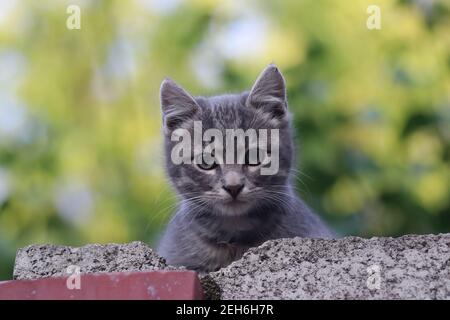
top-left (160, 64), bottom-right (294, 216)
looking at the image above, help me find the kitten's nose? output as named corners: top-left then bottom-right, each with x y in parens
top-left (223, 184), bottom-right (244, 199)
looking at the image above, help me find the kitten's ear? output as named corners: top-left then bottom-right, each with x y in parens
top-left (246, 64), bottom-right (287, 119)
top-left (160, 78), bottom-right (200, 133)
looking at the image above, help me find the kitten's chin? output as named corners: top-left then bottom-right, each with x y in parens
top-left (214, 199), bottom-right (253, 216)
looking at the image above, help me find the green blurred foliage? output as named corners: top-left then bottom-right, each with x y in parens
top-left (0, 0), bottom-right (449, 279)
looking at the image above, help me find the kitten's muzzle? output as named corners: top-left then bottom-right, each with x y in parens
top-left (222, 184), bottom-right (244, 199)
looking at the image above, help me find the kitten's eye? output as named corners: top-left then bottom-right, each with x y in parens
top-left (196, 153), bottom-right (218, 171)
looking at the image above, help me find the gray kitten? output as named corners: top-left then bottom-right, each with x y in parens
top-left (157, 64), bottom-right (334, 272)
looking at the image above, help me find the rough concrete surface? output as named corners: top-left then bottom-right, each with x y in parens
top-left (13, 234), bottom-right (450, 299)
top-left (207, 234), bottom-right (450, 299)
top-left (13, 241), bottom-right (176, 280)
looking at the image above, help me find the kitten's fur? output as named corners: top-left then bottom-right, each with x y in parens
top-left (158, 65), bottom-right (334, 272)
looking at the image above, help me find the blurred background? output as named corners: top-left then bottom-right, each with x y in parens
top-left (0, 0), bottom-right (449, 279)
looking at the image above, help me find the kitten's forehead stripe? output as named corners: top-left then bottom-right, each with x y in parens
top-left (195, 94), bottom-right (256, 131)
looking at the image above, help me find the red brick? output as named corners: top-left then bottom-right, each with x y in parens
top-left (0, 271), bottom-right (204, 300)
